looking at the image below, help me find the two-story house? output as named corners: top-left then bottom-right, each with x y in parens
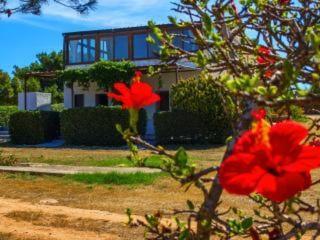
top-left (62, 24), bottom-right (199, 136)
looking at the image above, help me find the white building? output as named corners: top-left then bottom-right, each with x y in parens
top-left (62, 24), bottom-right (198, 136)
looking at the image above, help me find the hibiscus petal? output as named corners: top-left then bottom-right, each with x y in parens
top-left (219, 153), bottom-right (265, 195)
top-left (269, 121), bottom-right (308, 156)
top-left (282, 145), bottom-right (320, 172)
top-left (141, 93), bottom-right (160, 107)
top-left (233, 131), bottom-right (257, 153)
top-left (113, 83), bottom-right (131, 97)
top-left (130, 82), bottom-right (154, 108)
top-left (256, 172), bottom-right (311, 203)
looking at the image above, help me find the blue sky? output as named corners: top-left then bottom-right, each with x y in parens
top-left (0, 0), bottom-right (176, 75)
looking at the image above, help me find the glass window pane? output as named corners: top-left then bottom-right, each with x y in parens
top-left (115, 35), bottom-right (128, 60)
top-left (100, 37), bottom-right (113, 60)
top-left (148, 34), bottom-right (161, 58)
top-left (89, 39), bottom-right (95, 62)
top-left (133, 34), bottom-right (148, 59)
top-left (171, 30), bottom-right (183, 49)
top-left (68, 39), bottom-right (82, 64)
top-left (183, 29), bottom-right (198, 52)
top-left (83, 38), bottom-right (95, 62)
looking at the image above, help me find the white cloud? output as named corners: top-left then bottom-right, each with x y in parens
top-left (40, 0), bottom-right (172, 28)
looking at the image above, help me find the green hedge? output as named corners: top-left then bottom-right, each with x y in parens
top-left (154, 110), bottom-right (231, 144)
top-left (0, 106), bottom-right (18, 128)
top-left (9, 111), bottom-right (60, 145)
top-left (60, 106), bottom-right (147, 146)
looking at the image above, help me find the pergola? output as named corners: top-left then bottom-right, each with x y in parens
top-left (22, 71), bottom-right (60, 110)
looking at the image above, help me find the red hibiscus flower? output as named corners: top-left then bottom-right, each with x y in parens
top-left (107, 82), bottom-right (160, 110)
top-left (279, 0), bottom-right (290, 4)
top-left (219, 117), bottom-right (320, 202)
top-left (257, 46), bottom-right (276, 65)
top-left (257, 46), bottom-right (276, 78)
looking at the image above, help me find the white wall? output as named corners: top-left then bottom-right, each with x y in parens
top-left (18, 92), bottom-right (52, 111)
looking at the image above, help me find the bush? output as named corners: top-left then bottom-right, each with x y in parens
top-left (60, 106), bottom-right (146, 146)
top-left (154, 110), bottom-right (230, 144)
top-left (51, 103), bottom-right (64, 112)
top-left (9, 111), bottom-right (60, 145)
top-left (0, 106), bottom-right (18, 128)
top-left (165, 76), bottom-right (233, 144)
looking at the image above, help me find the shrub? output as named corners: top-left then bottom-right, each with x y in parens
top-left (60, 106), bottom-right (146, 146)
top-left (0, 106), bottom-right (18, 128)
top-left (165, 76), bottom-right (233, 144)
top-left (154, 110), bottom-right (229, 144)
top-left (51, 103), bottom-right (64, 112)
top-left (9, 111), bottom-right (60, 145)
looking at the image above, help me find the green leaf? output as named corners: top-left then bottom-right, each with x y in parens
top-left (187, 200), bottom-right (195, 210)
top-left (115, 124), bottom-right (123, 134)
top-left (202, 13), bottom-right (212, 35)
top-left (174, 147), bottom-right (188, 167)
top-left (241, 217), bottom-right (253, 230)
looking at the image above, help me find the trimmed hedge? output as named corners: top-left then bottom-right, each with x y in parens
top-left (154, 110), bottom-right (231, 144)
top-left (9, 111), bottom-right (60, 145)
top-left (60, 106), bottom-right (146, 146)
top-left (0, 106), bottom-right (18, 128)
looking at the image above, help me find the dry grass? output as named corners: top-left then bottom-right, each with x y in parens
top-left (5, 210), bottom-right (145, 239)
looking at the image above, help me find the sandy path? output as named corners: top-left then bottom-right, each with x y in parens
top-left (0, 197), bottom-right (143, 240)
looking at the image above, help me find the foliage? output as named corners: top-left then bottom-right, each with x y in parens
top-left (1, 0), bottom-right (96, 17)
top-left (60, 106), bottom-right (146, 146)
top-left (65, 172), bottom-right (164, 186)
top-left (9, 111), bottom-right (60, 144)
top-left (171, 75), bottom-right (234, 142)
top-left (44, 84), bottom-right (63, 103)
top-left (0, 106), bottom-right (18, 127)
top-left (13, 51), bottom-right (64, 104)
top-left (51, 103), bottom-right (64, 112)
top-left (154, 110), bottom-right (229, 144)
top-left (61, 60), bottom-right (135, 89)
top-left (0, 70), bottom-right (14, 105)
top-left (0, 150), bottom-right (18, 166)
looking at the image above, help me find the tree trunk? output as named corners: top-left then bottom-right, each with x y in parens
top-left (196, 102), bottom-right (254, 239)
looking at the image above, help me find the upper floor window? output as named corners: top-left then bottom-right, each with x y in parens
top-left (183, 30), bottom-right (198, 52)
top-left (83, 38), bottom-right (96, 62)
top-left (133, 33), bottom-right (161, 59)
top-left (115, 35), bottom-right (129, 60)
top-left (133, 33), bottom-right (148, 59)
top-left (68, 38), bottom-right (95, 64)
top-left (68, 39), bottom-right (82, 64)
top-left (100, 37), bottom-right (113, 60)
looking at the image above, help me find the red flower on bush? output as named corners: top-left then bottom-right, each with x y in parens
top-left (257, 46), bottom-right (276, 78)
top-left (280, 0), bottom-right (290, 4)
top-left (219, 112), bottom-right (320, 202)
top-left (107, 81), bottom-right (160, 110)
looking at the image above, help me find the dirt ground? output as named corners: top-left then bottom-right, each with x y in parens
top-left (0, 146), bottom-right (318, 239)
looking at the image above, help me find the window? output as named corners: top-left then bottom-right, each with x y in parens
top-left (74, 94), bottom-right (84, 108)
top-left (68, 38), bottom-right (95, 64)
top-left (68, 39), bottom-right (82, 64)
top-left (183, 30), bottom-right (198, 52)
top-left (115, 35), bottom-right (129, 60)
top-left (148, 34), bottom-right (161, 58)
top-left (100, 37), bottom-right (113, 60)
top-left (171, 30), bottom-right (183, 49)
top-left (157, 91), bottom-right (170, 111)
top-left (95, 94), bottom-right (108, 106)
top-left (83, 38), bottom-right (96, 62)
top-left (133, 34), bottom-right (148, 59)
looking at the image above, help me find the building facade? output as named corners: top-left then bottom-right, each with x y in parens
top-left (62, 24), bottom-right (198, 136)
